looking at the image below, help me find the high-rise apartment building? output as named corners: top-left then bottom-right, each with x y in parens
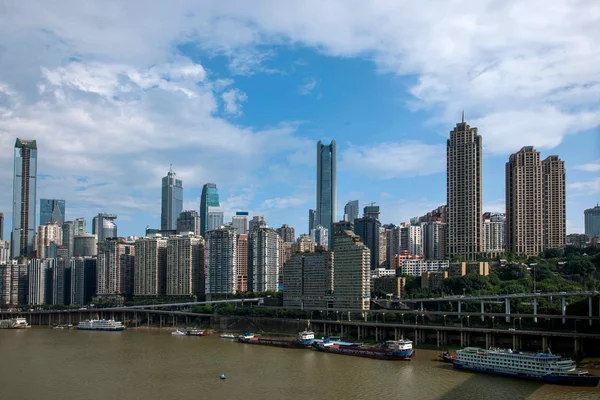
top-left (316, 140), bottom-right (337, 248)
top-left (27, 259), bottom-right (51, 305)
top-left (447, 115), bottom-right (483, 260)
top-left (236, 234), bottom-right (248, 292)
top-left (543, 155), bottom-right (566, 250)
top-left (294, 234), bottom-right (316, 253)
top-left (12, 138), bottom-right (38, 259)
top-left (385, 224), bottom-right (401, 268)
top-left (92, 213), bottom-right (118, 243)
top-left (97, 239), bottom-right (135, 298)
top-left (161, 168), bottom-right (183, 231)
top-left (205, 226), bottom-right (237, 296)
top-left (249, 216), bottom-right (268, 232)
top-left (207, 206), bottom-right (224, 232)
top-left (52, 258), bottom-right (71, 305)
top-left (343, 200), bottom-right (359, 223)
top-left (70, 257), bottom-right (97, 306)
top-left (248, 227), bottom-right (279, 292)
top-left (585, 204), bottom-right (600, 238)
top-left (166, 234), bottom-right (205, 298)
top-left (378, 227), bottom-right (387, 268)
top-left (354, 214), bottom-right (381, 270)
top-left (62, 220), bottom-right (75, 258)
top-left (333, 231), bottom-right (370, 311)
top-left (506, 147), bottom-right (544, 256)
top-left (176, 210), bottom-right (200, 235)
top-left (200, 183), bottom-right (220, 236)
top-left (39, 199), bottom-right (65, 226)
top-left (133, 236), bottom-right (167, 297)
top-left (283, 252), bottom-right (334, 309)
top-left (37, 222), bottom-right (62, 259)
top-left (332, 220), bottom-right (354, 235)
top-left (277, 224), bottom-right (296, 243)
top-left (0, 263), bottom-right (27, 306)
top-left (74, 218), bottom-right (86, 236)
top-left (423, 221), bottom-right (447, 260)
top-left (482, 213), bottom-right (505, 254)
top-left (232, 212), bottom-right (249, 235)
top-left (310, 225), bottom-right (329, 249)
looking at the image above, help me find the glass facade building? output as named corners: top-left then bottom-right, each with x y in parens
top-left (161, 168), bottom-right (183, 231)
top-left (316, 141), bottom-right (337, 248)
top-left (12, 138), bottom-right (38, 259)
top-left (39, 199), bottom-right (65, 226)
top-left (200, 183), bottom-right (220, 236)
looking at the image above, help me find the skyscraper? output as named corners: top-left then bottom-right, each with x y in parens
top-left (308, 209), bottom-right (317, 234)
top-left (70, 257), bottom-right (97, 306)
top-left (423, 221), bottom-right (447, 260)
top-left (166, 234), bottom-right (205, 298)
top-left (161, 168), bottom-right (183, 231)
top-left (249, 216), bottom-right (267, 232)
top-left (283, 252), bottom-right (334, 309)
top-left (97, 239), bottom-right (135, 298)
top-left (236, 234), bottom-right (248, 292)
top-left (343, 200), bottom-right (359, 223)
top-left (206, 226), bottom-right (237, 296)
top-left (248, 227), bottom-right (279, 292)
top-left (62, 220), bottom-right (75, 258)
top-left (542, 155), bottom-right (566, 250)
top-left (232, 212), bottom-right (249, 235)
top-left (74, 217), bottom-right (86, 235)
top-left (133, 236), bottom-right (167, 297)
top-left (333, 231), bottom-right (370, 311)
top-left (200, 183), bottom-right (220, 236)
top-left (11, 138), bottom-right (38, 259)
top-left (277, 224), bottom-right (296, 243)
top-left (176, 210), bottom-right (200, 235)
top-left (207, 206), bottom-right (224, 232)
top-left (506, 147), bottom-right (544, 256)
top-left (447, 114), bottom-right (482, 260)
top-left (316, 140), bottom-right (337, 248)
top-left (482, 213), bottom-right (505, 254)
top-left (310, 225), bottom-right (329, 249)
top-left (39, 199), bottom-right (65, 226)
top-left (0, 212), bottom-right (3, 241)
top-left (585, 204), bottom-right (600, 238)
top-left (37, 222), bottom-right (62, 259)
top-left (92, 213), bottom-right (118, 243)
top-left (353, 207), bottom-right (381, 270)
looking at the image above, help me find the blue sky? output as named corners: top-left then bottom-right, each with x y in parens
top-left (0, 1), bottom-right (599, 239)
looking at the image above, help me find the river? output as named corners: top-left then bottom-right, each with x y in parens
top-left (1, 328), bottom-right (598, 400)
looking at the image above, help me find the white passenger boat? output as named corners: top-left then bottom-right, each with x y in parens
top-left (77, 319), bottom-right (126, 331)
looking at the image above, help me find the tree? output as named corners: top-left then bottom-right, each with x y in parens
top-left (495, 264), bottom-right (528, 281)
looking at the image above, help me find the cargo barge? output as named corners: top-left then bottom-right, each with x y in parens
top-left (238, 331), bottom-right (315, 348)
top-left (315, 339), bottom-right (413, 360)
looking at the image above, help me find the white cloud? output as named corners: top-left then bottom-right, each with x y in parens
top-left (261, 195), bottom-right (311, 210)
top-left (298, 77), bottom-right (318, 95)
top-left (221, 88), bottom-right (248, 115)
top-left (340, 141), bottom-right (445, 179)
top-left (568, 178), bottom-right (600, 195)
top-left (574, 160), bottom-right (600, 172)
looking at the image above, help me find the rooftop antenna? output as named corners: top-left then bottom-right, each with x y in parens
top-left (461, 110), bottom-right (465, 123)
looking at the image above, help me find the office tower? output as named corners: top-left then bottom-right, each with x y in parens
top-left (133, 236), bottom-right (167, 297)
top-left (97, 239), bottom-right (135, 298)
top-left (232, 212), bottom-right (249, 235)
top-left (70, 257), bottom-right (97, 306)
top-left (0, 263), bottom-right (27, 306)
top-left (177, 210), bottom-right (200, 235)
top-left (39, 199), bottom-right (65, 226)
top-left (27, 259), bottom-right (50, 305)
top-left (447, 114), bottom-right (482, 260)
top-left (249, 216), bottom-right (268, 232)
top-left (310, 225), bottom-right (329, 249)
top-left (543, 156), bottom-right (566, 249)
top-left (363, 205), bottom-right (380, 220)
top-left (423, 221), bottom-right (447, 260)
top-left (585, 204), bottom-right (600, 238)
top-left (161, 167), bottom-right (183, 231)
top-left (74, 234), bottom-right (98, 257)
top-left (200, 183), bottom-right (220, 236)
top-left (506, 147), bottom-right (544, 256)
top-left (343, 200), bottom-right (359, 223)
top-left (353, 207), bottom-right (381, 269)
top-left (11, 138), bottom-right (38, 259)
top-left (308, 209), bottom-right (317, 234)
top-left (52, 258), bottom-right (70, 305)
top-left (207, 206), bottom-right (224, 232)
top-left (277, 224), bottom-right (296, 243)
top-left (236, 234), bottom-right (248, 292)
top-left (166, 234), bottom-right (205, 298)
top-left (283, 252), bottom-right (334, 308)
top-left (0, 212), bottom-right (4, 241)
top-left (482, 213), bottom-right (505, 254)
top-left (316, 140), bottom-right (337, 248)
top-left (62, 220), bottom-right (74, 258)
top-left (333, 231), bottom-right (370, 311)
top-left (92, 213), bottom-right (118, 243)
top-left (294, 234), bottom-right (316, 253)
top-left (74, 217), bottom-right (87, 236)
top-left (205, 226), bottom-right (237, 296)
top-left (248, 227), bottom-right (279, 292)
top-left (37, 222), bottom-right (62, 259)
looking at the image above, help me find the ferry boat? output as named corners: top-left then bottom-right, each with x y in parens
top-left (454, 347), bottom-right (600, 387)
top-left (77, 319), bottom-right (126, 331)
top-left (186, 329), bottom-right (208, 336)
top-left (0, 318), bottom-right (30, 329)
top-left (172, 329), bottom-right (187, 336)
top-left (54, 324), bottom-right (74, 329)
top-left (315, 339), bottom-right (414, 360)
top-left (238, 331), bottom-right (315, 349)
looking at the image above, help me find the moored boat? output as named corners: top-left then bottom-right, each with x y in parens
top-left (77, 319), bottom-right (126, 331)
top-left (220, 333), bottom-right (236, 339)
top-left (453, 347), bottom-right (599, 387)
top-left (238, 331), bottom-right (315, 349)
top-left (54, 324), bottom-right (74, 329)
top-left (186, 329), bottom-right (208, 336)
top-left (439, 351), bottom-right (456, 363)
top-left (0, 318), bottom-right (30, 329)
top-left (315, 339), bottom-right (414, 360)
top-left (172, 329), bottom-right (187, 336)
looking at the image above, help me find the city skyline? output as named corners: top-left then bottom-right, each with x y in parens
top-left (0, 2), bottom-right (598, 238)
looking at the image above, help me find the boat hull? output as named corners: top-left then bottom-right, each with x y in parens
top-left (454, 362), bottom-right (600, 387)
top-left (77, 327), bottom-right (126, 331)
top-left (238, 337), bottom-right (313, 349)
top-left (315, 345), bottom-right (413, 360)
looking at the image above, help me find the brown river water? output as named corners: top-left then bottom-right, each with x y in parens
top-left (1, 328), bottom-right (598, 400)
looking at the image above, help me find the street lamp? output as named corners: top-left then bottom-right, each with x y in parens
top-left (527, 263), bottom-right (538, 295)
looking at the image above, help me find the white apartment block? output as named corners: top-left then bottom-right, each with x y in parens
top-left (400, 259), bottom-right (449, 276)
top-left (248, 227), bottom-right (280, 292)
top-left (133, 236), bottom-right (166, 296)
top-left (166, 234), bottom-right (205, 297)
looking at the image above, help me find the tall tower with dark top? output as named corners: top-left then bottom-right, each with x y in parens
top-left (161, 167), bottom-right (183, 231)
top-left (447, 114), bottom-right (482, 260)
top-left (316, 141), bottom-right (337, 248)
top-left (11, 138), bottom-right (38, 259)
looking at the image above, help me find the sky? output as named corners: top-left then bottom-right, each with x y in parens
top-left (0, 0), bottom-right (599, 239)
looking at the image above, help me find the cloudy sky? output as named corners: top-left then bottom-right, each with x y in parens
top-left (0, 0), bottom-right (599, 238)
